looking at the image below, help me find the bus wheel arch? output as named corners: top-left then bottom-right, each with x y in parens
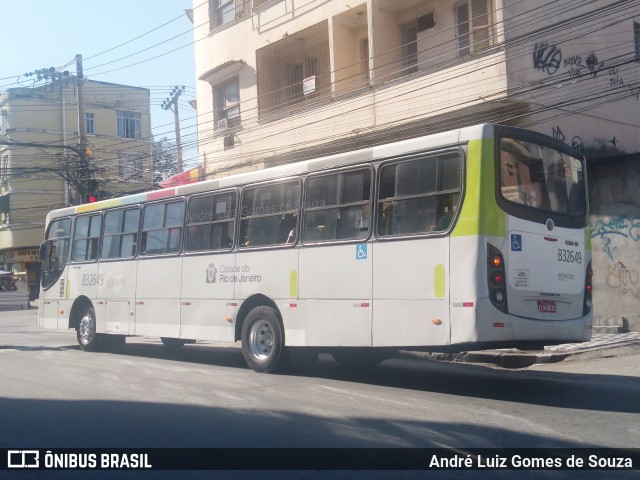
top-left (235, 294), bottom-right (281, 342)
top-left (236, 295), bottom-right (288, 373)
top-left (69, 296), bottom-right (93, 330)
top-left (70, 297), bottom-right (100, 352)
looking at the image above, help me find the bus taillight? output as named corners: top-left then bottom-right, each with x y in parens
top-left (488, 244), bottom-right (508, 313)
top-left (584, 262), bottom-right (593, 315)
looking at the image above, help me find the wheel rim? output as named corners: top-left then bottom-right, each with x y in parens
top-left (78, 313), bottom-right (95, 346)
top-left (247, 319), bottom-right (274, 360)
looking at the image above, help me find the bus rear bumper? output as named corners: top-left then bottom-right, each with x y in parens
top-left (476, 298), bottom-right (592, 345)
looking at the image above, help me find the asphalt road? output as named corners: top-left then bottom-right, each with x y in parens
top-left (1, 308), bottom-right (639, 479)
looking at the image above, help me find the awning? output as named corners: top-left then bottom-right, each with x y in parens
top-left (159, 166), bottom-right (202, 188)
top-left (198, 60), bottom-right (245, 85)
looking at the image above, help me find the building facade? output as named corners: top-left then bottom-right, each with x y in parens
top-left (193, 0), bottom-right (640, 328)
top-left (0, 79), bottom-right (151, 297)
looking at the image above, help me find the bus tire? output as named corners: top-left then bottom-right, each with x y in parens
top-left (77, 306), bottom-right (100, 352)
top-left (241, 306), bottom-right (287, 373)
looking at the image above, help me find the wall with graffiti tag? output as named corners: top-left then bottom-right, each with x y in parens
top-left (588, 158), bottom-right (640, 330)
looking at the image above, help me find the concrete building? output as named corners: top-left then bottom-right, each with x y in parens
top-left (192, 0), bottom-right (640, 328)
top-left (0, 79), bottom-right (152, 297)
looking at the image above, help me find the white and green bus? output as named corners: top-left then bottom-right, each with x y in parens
top-left (38, 124), bottom-right (592, 373)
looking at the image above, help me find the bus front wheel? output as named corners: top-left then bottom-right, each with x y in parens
top-left (241, 306), bottom-right (288, 373)
top-left (77, 306), bottom-right (100, 352)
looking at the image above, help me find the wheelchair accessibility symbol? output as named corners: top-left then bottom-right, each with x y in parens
top-left (356, 243), bottom-right (368, 260)
top-left (511, 234), bottom-right (522, 252)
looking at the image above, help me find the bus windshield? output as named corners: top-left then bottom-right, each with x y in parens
top-left (499, 137), bottom-right (586, 217)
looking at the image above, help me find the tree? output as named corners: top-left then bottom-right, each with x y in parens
top-left (152, 136), bottom-right (178, 187)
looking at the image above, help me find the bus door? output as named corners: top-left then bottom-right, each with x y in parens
top-left (372, 153), bottom-right (460, 347)
top-left (99, 261), bottom-right (137, 335)
top-left (135, 200), bottom-right (184, 338)
top-left (181, 190), bottom-right (239, 341)
top-left (98, 207), bottom-right (141, 335)
top-left (66, 213), bottom-right (102, 330)
top-left (297, 169), bottom-right (373, 347)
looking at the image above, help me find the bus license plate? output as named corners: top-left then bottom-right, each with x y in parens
top-left (537, 300), bottom-right (557, 313)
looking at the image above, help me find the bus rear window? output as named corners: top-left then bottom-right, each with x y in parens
top-left (499, 137), bottom-right (585, 217)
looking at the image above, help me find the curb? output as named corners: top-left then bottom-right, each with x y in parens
top-left (399, 339), bottom-right (640, 369)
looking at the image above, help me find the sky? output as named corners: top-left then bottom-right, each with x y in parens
top-left (1, 0), bottom-right (199, 167)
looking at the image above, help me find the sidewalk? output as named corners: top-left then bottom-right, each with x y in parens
top-left (401, 332), bottom-right (640, 369)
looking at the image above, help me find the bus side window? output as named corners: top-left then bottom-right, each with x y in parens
top-left (71, 213), bottom-right (101, 262)
top-left (186, 192), bottom-right (236, 252)
top-left (141, 200), bottom-right (185, 256)
top-left (240, 181), bottom-right (300, 248)
top-left (303, 168), bottom-right (371, 243)
top-left (377, 153), bottom-right (461, 237)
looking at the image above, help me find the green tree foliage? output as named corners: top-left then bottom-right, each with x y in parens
top-left (152, 136), bottom-right (178, 187)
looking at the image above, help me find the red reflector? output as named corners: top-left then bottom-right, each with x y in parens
top-left (544, 236), bottom-right (558, 242)
top-left (493, 273), bottom-right (504, 284)
top-left (586, 284), bottom-right (592, 292)
top-left (361, 303), bottom-right (370, 308)
top-left (493, 322), bottom-right (505, 328)
top-left (289, 303), bottom-right (297, 308)
top-left (463, 302), bottom-right (474, 307)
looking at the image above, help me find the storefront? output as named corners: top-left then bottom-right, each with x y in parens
top-left (1, 248), bottom-right (40, 300)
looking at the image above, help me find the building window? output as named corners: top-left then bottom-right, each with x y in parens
top-left (256, 21), bottom-right (330, 116)
top-left (85, 112), bottom-right (94, 135)
top-left (455, 0), bottom-right (493, 57)
top-left (635, 22), bottom-right (640, 61)
top-left (118, 153), bottom-right (144, 182)
top-left (210, 0), bottom-right (246, 29)
top-left (117, 110), bottom-right (141, 139)
top-left (214, 78), bottom-right (241, 131)
top-left (403, 13), bottom-right (435, 75)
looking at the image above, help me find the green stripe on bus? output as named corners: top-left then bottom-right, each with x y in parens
top-left (290, 270), bottom-right (298, 298)
top-left (434, 264), bottom-right (446, 299)
top-left (451, 138), bottom-right (505, 237)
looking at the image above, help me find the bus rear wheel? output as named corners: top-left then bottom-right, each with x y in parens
top-left (77, 306), bottom-right (100, 352)
top-left (241, 306), bottom-right (288, 373)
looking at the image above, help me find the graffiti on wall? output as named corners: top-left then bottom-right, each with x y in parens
top-left (591, 216), bottom-right (640, 302)
top-left (551, 125), bottom-right (623, 159)
top-left (564, 53), bottom-right (604, 78)
top-left (606, 261), bottom-right (640, 301)
top-left (533, 42), bottom-right (562, 75)
top-left (591, 216), bottom-right (640, 261)
top-left (532, 43), bottom-right (638, 104)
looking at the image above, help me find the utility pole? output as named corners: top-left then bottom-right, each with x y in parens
top-left (24, 59), bottom-right (94, 205)
top-left (76, 55), bottom-right (88, 150)
top-left (161, 86), bottom-right (186, 173)
top-left (75, 54), bottom-right (96, 197)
